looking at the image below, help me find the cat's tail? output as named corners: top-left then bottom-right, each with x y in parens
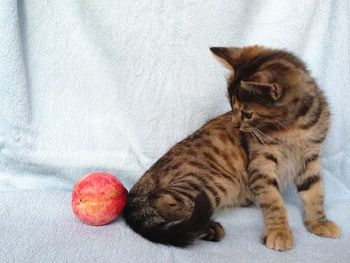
top-left (124, 189), bottom-right (213, 247)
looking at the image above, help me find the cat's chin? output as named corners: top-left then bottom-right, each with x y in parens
top-left (238, 127), bottom-right (253, 133)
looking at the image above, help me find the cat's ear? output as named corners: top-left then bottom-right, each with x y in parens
top-left (210, 47), bottom-right (242, 72)
top-left (241, 81), bottom-right (282, 101)
top-left (269, 83), bottom-right (282, 100)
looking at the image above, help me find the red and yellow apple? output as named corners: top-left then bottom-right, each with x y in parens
top-left (72, 172), bottom-right (128, 225)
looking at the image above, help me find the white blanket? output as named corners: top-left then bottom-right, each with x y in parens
top-left (0, 0), bottom-right (349, 262)
top-left (1, 190), bottom-right (349, 262)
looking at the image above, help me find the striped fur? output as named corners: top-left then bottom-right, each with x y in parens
top-left (124, 112), bottom-right (251, 246)
top-left (124, 46), bottom-right (340, 250)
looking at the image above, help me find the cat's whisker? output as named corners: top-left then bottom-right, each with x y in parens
top-left (251, 129), bottom-right (267, 146)
top-left (249, 130), bottom-right (260, 143)
top-left (254, 128), bottom-right (273, 143)
top-left (254, 127), bottom-right (282, 145)
top-left (270, 121), bottom-right (283, 131)
top-left (249, 131), bottom-right (257, 141)
top-left (273, 119), bottom-right (288, 130)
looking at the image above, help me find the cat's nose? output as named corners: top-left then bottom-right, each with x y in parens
top-left (234, 122), bottom-right (241, 129)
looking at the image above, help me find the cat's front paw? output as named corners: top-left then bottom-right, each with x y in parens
top-left (306, 220), bottom-right (340, 238)
top-left (262, 227), bottom-right (294, 251)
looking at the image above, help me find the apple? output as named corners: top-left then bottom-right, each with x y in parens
top-left (72, 172), bottom-right (128, 225)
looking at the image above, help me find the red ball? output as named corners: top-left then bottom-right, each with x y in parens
top-left (72, 172), bottom-right (128, 226)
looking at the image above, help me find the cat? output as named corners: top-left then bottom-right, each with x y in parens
top-left (124, 45), bottom-right (340, 250)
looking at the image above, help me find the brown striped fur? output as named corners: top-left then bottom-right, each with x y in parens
top-left (124, 45), bottom-right (340, 250)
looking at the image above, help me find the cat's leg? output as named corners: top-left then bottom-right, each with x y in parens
top-left (249, 155), bottom-right (293, 251)
top-left (295, 158), bottom-right (340, 238)
top-left (201, 220), bottom-right (225, 242)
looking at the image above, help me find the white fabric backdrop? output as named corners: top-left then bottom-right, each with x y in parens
top-left (1, 1), bottom-right (350, 263)
top-left (0, 0), bottom-right (349, 195)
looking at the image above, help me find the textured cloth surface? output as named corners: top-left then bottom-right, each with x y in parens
top-left (0, 0), bottom-right (349, 262)
top-left (0, 0), bottom-right (349, 190)
top-left (0, 191), bottom-right (349, 263)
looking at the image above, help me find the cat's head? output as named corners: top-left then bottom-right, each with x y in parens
top-left (211, 45), bottom-right (313, 133)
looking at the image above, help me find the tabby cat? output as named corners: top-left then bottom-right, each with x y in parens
top-left (124, 45), bottom-right (340, 251)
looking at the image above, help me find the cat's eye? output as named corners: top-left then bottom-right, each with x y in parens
top-left (241, 111), bottom-right (253, 119)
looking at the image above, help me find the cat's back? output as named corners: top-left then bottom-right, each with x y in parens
top-left (124, 112), bottom-right (250, 246)
top-left (149, 112), bottom-right (249, 191)
top-left (173, 111), bottom-right (248, 170)
top-left (128, 111), bottom-right (250, 209)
